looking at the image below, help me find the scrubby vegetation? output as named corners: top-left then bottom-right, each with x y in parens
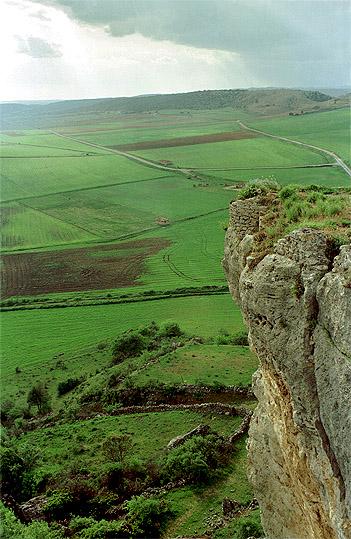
top-left (237, 180), bottom-right (351, 251)
top-left (0, 322), bottom-right (257, 538)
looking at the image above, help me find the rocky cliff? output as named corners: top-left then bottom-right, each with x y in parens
top-left (223, 195), bottom-right (351, 539)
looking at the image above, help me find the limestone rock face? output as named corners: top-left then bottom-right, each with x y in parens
top-left (223, 197), bottom-right (351, 539)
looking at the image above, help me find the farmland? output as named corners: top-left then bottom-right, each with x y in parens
top-left (1, 95), bottom-right (350, 539)
top-left (131, 136), bottom-right (329, 168)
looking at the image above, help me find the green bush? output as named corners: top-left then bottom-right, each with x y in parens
top-left (78, 519), bottom-right (125, 538)
top-left (57, 377), bottom-right (83, 396)
top-left (161, 434), bottom-right (230, 484)
top-left (159, 322), bottom-right (183, 338)
top-left (0, 502), bottom-right (64, 538)
top-left (112, 333), bottom-right (146, 363)
top-left (212, 509), bottom-right (263, 539)
top-left (27, 383), bottom-right (51, 414)
top-left (238, 178), bottom-right (279, 200)
top-left (44, 490), bottom-right (73, 519)
top-left (125, 495), bottom-right (170, 537)
top-left (235, 513), bottom-right (264, 539)
top-left (101, 434), bottom-right (133, 463)
top-left (279, 185), bottom-right (300, 200)
top-left (215, 330), bottom-right (248, 346)
top-left (0, 442), bottom-right (40, 500)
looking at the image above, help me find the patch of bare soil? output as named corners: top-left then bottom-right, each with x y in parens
top-left (109, 130), bottom-right (258, 151)
top-left (2, 238), bottom-right (171, 297)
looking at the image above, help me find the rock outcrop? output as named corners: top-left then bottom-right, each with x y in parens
top-left (223, 196), bottom-right (351, 539)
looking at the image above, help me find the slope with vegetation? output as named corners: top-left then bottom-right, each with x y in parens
top-left (1, 89), bottom-right (350, 538)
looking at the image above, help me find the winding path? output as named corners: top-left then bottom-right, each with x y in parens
top-left (237, 121), bottom-right (351, 178)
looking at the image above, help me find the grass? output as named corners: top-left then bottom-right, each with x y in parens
top-left (132, 137), bottom-right (329, 168)
top-left (75, 121), bottom-right (242, 147)
top-left (0, 294), bottom-right (244, 378)
top-left (201, 164), bottom-right (350, 187)
top-left (236, 182), bottom-right (351, 254)
top-left (163, 438), bottom-right (252, 538)
top-left (17, 410), bottom-right (243, 479)
top-left (1, 202), bottom-right (95, 250)
top-left (128, 344), bottom-right (258, 388)
top-left (251, 108), bottom-right (351, 163)
top-left (138, 210), bottom-right (230, 290)
top-left (1, 175), bottom-right (232, 251)
top-left (0, 153), bottom-right (169, 203)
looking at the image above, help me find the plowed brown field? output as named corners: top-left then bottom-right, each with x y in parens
top-left (2, 238), bottom-right (170, 297)
top-left (109, 130), bottom-right (258, 151)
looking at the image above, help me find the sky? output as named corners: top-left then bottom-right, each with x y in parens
top-left (1, 0), bottom-right (350, 101)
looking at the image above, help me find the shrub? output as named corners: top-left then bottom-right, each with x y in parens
top-left (125, 496), bottom-right (170, 537)
top-left (43, 490), bottom-right (73, 519)
top-left (27, 384), bottom-right (51, 414)
top-left (161, 435), bottom-right (229, 484)
top-left (159, 322), bottom-right (183, 338)
top-left (215, 330), bottom-right (248, 346)
top-left (101, 434), bottom-right (133, 463)
top-left (112, 333), bottom-right (146, 363)
top-left (78, 519), bottom-right (125, 538)
top-left (231, 331), bottom-right (249, 346)
top-left (279, 184), bottom-right (301, 200)
top-left (57, 377), bottom-right (83, 396)
top-left (0, 442), bottom-right (40, 500)
top-left (100, 463), bottom-right (125, 491)
top-left (235, 512), bottom-right (264, 538)
top-left (0, 502), bottom-right (64, 538)
top-left (238, 178), bottom-right (279, 200)
top-left (70, 516), bottom-right (96, 533)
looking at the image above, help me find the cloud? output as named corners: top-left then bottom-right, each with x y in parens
top-left (16, 35), bottom-right (62, 57)
top-left (32, 0), bottom-right (350, 87)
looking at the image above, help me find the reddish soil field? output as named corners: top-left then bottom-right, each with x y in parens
top-left (2, 238), bottom-right (170, 297)
top-left (110, 130), bottom-right (257, 151)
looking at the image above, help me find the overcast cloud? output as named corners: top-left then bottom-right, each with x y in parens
top-left (16, 35), bottom-right (62, 58)
top-left (1, 0), bottom-right (350, 101)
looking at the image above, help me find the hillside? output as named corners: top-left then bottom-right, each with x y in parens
top-left (1, 88), bottom-right (349, 130)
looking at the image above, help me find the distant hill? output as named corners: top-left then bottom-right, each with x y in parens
top-left (1, 88), bottom-right (349, 130)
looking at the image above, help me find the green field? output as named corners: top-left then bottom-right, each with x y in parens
top-left (0, 294), bottom-right (244, 376)
top-left (75, 121), bottom-right (242, 147)
top-left (1, 153), bottom-right (169, 202)
top-left (128, 344), bottom-right (258, 387)
top-left (1, 175), bottom-right (232, 250)
top-left (201, 165), bottom-right (350, 187)
top-left (251, 108), bottom-right (351, 163)
top-left (132, 136), bottom-right (329, 168)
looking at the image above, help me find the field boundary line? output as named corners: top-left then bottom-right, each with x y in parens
top-left (1, 207), bottom-right (227, 255)
top-left (186, 163), bottom-right (337, 171)
top-left (17, 200), bottom-right (101, 238)
top-left (238, 120), bottom-right (351, 178)
top-left (1, 290), bottom-right (230, 312)
top-left (1, 174), bottom-right (174, 204)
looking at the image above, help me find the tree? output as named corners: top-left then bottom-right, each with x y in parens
top-left (101, 434), bottom-right (133, 463)
top-left (27, 384), bottom-right (51, 414)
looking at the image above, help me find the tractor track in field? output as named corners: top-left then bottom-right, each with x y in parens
top-left (162, 253), bottom-right (200, 282)
top-left (238, 121), bottom-right (351, 178)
